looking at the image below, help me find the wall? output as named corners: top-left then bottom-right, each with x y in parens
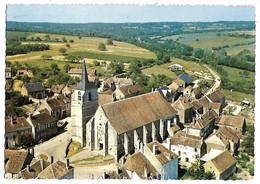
top-left (162, 158), bottom-right (178, 179)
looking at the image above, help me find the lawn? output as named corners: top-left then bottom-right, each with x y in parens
top-left (67, 141), bottom-right (83, 157)
top-left (142, 58), bottom-right (206, 79)
top-left (224, 90), bottom-right (255, 105)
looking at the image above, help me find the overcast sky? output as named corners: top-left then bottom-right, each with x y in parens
top-left (6, 4), bottom-right (255, 23)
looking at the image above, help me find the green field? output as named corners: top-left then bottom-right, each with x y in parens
top-left (162, 31), bottom-right (255, 55)
top-left (221, 65), bottom-right (255, 83)
top-left (142, 58), bottom-right (207, 78)
top-left (6, 31), bottom-right (156, 69)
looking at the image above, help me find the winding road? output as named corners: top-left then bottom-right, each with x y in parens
top-left (203, 65), bottom-right (221, 95)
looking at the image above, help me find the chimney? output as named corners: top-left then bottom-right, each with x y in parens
top-left (66, 157), bottom-right (70, 169)
top-left (166, 137), bottom-right (171, 150)
top-left (51, 156), bottom-right (54, 164)
top-left (153, 144), bottom-right (158, 155)
top-left (144, 166), bottom-right (148, 178)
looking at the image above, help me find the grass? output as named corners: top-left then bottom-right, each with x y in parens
top-left (67, 141), bottom-right (83, 157)
top-left (71, 154), bottom-right (114, 164)
top-left (224, 90), bottom-right (255, 105)
top-left (142, 58), bottom-right (206, 79)
top-left (221, 66), bottom-right (255, 83)
top-left (13, 80), bottom-right (23, 92)
top-left (36, 154), bottom-right (48, 161)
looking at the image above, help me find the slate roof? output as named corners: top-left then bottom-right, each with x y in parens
top-left (146, 141), bottom-right (178, 165)
top-left (5, 116), bottom-right (31, 133)
top-left (124, 152), bottom-right (157, 179)
top-left (117, 84), bottom-right (143, 96)
top-left (205, 150), bottom-right (236, 174)
top-left (37, 160), bottom-right (71, 179)
top-left (101, 91), bottom-right (177, 134)
top-left (171, 131), bottom-right (202, 148)
top-left (4, 149), bottom-right (33, 174)
top-left (29, 113), bottom-right (57, 127)
top-left (24, 82), bottom-right (45, 93)
top-left (218, 115), bottom-right (245, 129)
top-left (178, 73), bottom-right (192, 84)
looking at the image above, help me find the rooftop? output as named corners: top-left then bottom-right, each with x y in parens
top-left (218, 115), bottom-right (245, 129)
top-left (24, 82), bottom-right (45, 93)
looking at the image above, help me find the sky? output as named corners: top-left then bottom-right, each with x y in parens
top-left (6, 4), bottom-right (255, 23)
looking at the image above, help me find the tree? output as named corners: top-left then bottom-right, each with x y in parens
top-left (107, 39), bottom-right (114, 45)
top-left (35, 37), bottom-right (42, 41)
top-left (41, 55), bottom-right (53, 60)
top-left (243, 70), bottom-right (250, 78)
top-left (69, 39), bottom-right (74, 44)
top-left (93, 60), bottom-right (100, 66)
top-left (20, 74), bottom-right (30, 83)
top-left (127, 62), bottom-right (142, 79)
top-left (63, 64), bottom-right (71, 72)
top-left (59, 48), bottom-right (67, 56)
top-left (44, 34), bottom-right (51, 41)
top-left (65, 54), bottom-right (83, 63)
top-left (16, 132), bottom-right (35, 148)
top-left (31, 37), bottom-right (35, 41)
top-left (62, 37), bottom-right (67, 43)
top-left (98, 42), bottom-right (106, 51)
top-left (108, 61), bottom-right (124, 75)
top-left (54, 38), bottom-right (59, 42)
top-left (66, 44), bottom-right (70, 48)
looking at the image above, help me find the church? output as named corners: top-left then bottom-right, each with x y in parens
top-left (71, 61), bottom-right (178, 160)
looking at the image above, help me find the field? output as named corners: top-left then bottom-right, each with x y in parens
top-left (6, 31), bottom-right (156, 69)
top-left (142, 58), bottom-right (207, 78)
top-left (162, 31), bottom-right (255, 55)
top-left (221, 65), bottom-right (255, 83)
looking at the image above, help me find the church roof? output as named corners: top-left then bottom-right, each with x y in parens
top-left (102, 91), bottom-right (177, 134)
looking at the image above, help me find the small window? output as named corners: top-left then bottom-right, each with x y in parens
top-left (88, 92), bottom-right (92, 101)
top-left (78, 91), bottom-right (81, 101)
top-left (195, 148), bottom-right (197, 152)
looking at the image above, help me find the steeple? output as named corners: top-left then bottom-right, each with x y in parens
top-left (82, 60), bottom-right (89, 88)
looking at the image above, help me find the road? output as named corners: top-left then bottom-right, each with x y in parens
top-left (203, 65), bottom-right (221, 95)
top-left (34, 117), bottom-right (72, 163)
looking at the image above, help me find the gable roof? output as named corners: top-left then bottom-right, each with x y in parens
top-left (146, 141), bottom-right (178, 165)
top-left (37, 160), bottom-right (71, 179)
top-left (205, 134), bottom-right (229, 147)
top-left (101, 91), bottom-right (177, 134)
top-left (4, 149), bottom-right (33, 174)
top-left (198, 96), bottom-right (211, 107)
top-left (209, 102), bottom-right (222, 110)
top-left (24, 82), bottom-right (45, 93)
top-left (117, 84), bottom-right (143, 96)
top-left (189, 110), bottom-right (217, 129)
top-left (20, 159), bottom-right (50, 179)
top-left (178, 73), bottom-right (192, 84)
top-left (193, 87), bottom-right (202, 95)
top-left (206, 89), bottom-right (225, 102)
top-left (191, 100), bottom-right (203, 110)
top-left (184, 85), bottom-right (193, 92)
top-left (51, 84), bottom-right (65, 94)
top-left (47, 95), bottom-right (70, 110)
top-left (218, 115), bottom-right (245, 129)
top-left (98, 89), bottom-right (114, 106)
top-left (171, 131), bottom-right (202, 148)
top-left (168, 82), bottom-right (180, 92)
top-left (5, 116), bottom-right (32, 133)
top-left (29, 113), bottom-right (57, 127)
top-left (216, 127), bottom-right (240, 143)
top-left (172, 97), bottom-right (193, 110)
top-left (62, 85), bottom-right (76, 95)
top-left (172, 78), bottom-right (185, 87)
top-left (206, 150), bottom-right (236, 174)
top-left (124, 152), bottom-right (157, 179)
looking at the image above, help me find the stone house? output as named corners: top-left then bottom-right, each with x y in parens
top-left (50, 84), bottom-right (65, 95)
top-left (168, 63), bottom-right (184, 71)
top-left (17, 69), bottom-right (34, 78)
top-left (172, 97), bottom-right (193, 124)
top-left (26, 112), bottom-right (58, 140)
top-left (85, 91), bottom-right (178, 160)
top-left (183, 85), bottom-right (193, 98)
top-left (62, 84), bottom-right (76, 96)
top-left (104, 76), bottom-right (134, 89)
top-left (204, 133), bottom-right (229, 153)
top-left (170, 131), bottom-right (206, 165)
top-left (5, 67), bottom-right (12, 79)
top-left (98, 89), bottom-right (115, 106)
top-left (191, 100), bottom-right (204, 117)
top-left (4, 149), bottom-right (34, 179)
top-left (144, 141), bottom-right (179, 179)
top-left (21, 82), bottom-right (46, 99)
top-left (209, 102), bottom-right (222, 116)
top-left (198, 96), bottom-right (211, 113)
top-left (216, 115), bottom-right (246, 136)
top-left (206, 89), bottom-right (226, 108)
top-left (203, 150), bottom-right (236, 180)
top-left (191, 87), bottom-right (202, 99)
top-left (113, 84), bottom-right (143, 100)
top-left (68, 68), bottom-right (97, 82)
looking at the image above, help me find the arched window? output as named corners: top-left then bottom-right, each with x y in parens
top-left (78, 91), bottom-right (81, 101)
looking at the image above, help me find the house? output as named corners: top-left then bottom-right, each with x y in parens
top-left (183, 85), bottom-right (193, 98)
top-left (62, 84), bottom-right (76, 96)
top-left (155, 87), bottom-right (174, 103)
top-left (206, 89), bottom-right (226, 108)
top-left (204, 132), bottom-right (229, 153)
top-left (209, 102), bottom-right (222, 116)
top-left (37, 95), bottom-right (71, 119)
top-left (85, 91), bottom-right (178, 160)
top-left (104, 76), bottom-right (134, 89)
top-left (168, 63), bottom-right (184, 71)
top-left (37, 159), bottom-right (74, 179)
top-left (203, 150), bottom-right (236, 180)
top-left (21, 82), bottom-right (46, 99)
top-left (124, 152), bottom-right (158, 179)
top-left (171, 97), bottom-right (193, 124)
top-left (17, 69), bottom-right (33, 78)
top-left (191, 100), bottom-right (203, 116)
top-left (198, 96), bottom-right (211, 113)
top-left (113, 84), bottom-right (143, 100)
top-left (191, 87), bottom-right (202, 99)
top-left (144, 141), bottom-right (179, 179)
top-left (26, 112), bottom-right (58, 140)
top-left (216, 115), bottom-right (246, 135)
top-left (19, 158), bottom-right (50, 179)
top-left (98, 89), bottom-right (115, 106)
top-left (68, 68), bottom-right (98, 84)
top-left (4, 149), bottom-right (34, 179)
top-left (178, 73), bottom-right (193, 87)
top-left (5, 67), bottom-right (12, 79)
top-left (170, 131), bottom-right (206, 165)
top-left (5, 115), bottom-right (32, 148)
top-left (51, 84), bottom-right (65, 95)
top-left (186, 110), bottom-right (218, 139)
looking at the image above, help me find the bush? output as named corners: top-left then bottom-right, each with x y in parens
top-left (98, 42), bottom-right (106, 51)
top-left (248, 165), bottom-right (254, 176)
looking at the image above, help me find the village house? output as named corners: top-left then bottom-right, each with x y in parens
top-left (26, 112), bottom-right (58, 140)
top-left (21, 82), bottom-right (46, 99)
top-left (206, 89), bottom-right (226, 108)
top-left (113, 84), bottom-right (143, 100)
top-left (168, 63), bottom-right (184, 71)
top-left (17, 69), bottom-right (34, 78)
top-left (191, 87), bottom-right (202, 99)
top-left (183, 85), bottom-right (193, 98)
top-left (98, 89), bottom-right (115, 106)
top-left (216, 115), bottom-right (246, 136)
top-left (169, 131), bottom-right (206, 165)
top-left (178, 73), bottom-right (193, 88)
top-left (50, 84), bottom-right (65, 95)
top-left (204, 132), bottom-right (230, 154)
top-left (191, 100), bottom-right (204, 116)
top-left (203, 150), bottom-right (236, 180)
top-left (5, 67), bottom-right (12, 79)
top-left (68, 68), bottom-right (98, 84)
top-left (4, 149), bottom-right (34, 179)
top-left (104, 76), bottom-right (134, 89)
top-left (144, 141), bottom-right (179, 179)
top-left (85, 91), bottom-right (178, 160)
top-left (62, 84), bottom-right (76, 96)
top-left (156, 86), bottom-right (175, 103)
top-left (172, 97), bottom-right (193, 124)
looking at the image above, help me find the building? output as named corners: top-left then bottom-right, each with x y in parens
top-left (216, 115), bottom-right (246, 135)
top-left (206, 89), bottom-right (226, 108)
top-left (104, 76), bottom-right (134, 89)
top-left (98, 89), bottom-right (115, 106)
top-left (68, 68), bottom-right (98, 84)
top-left (21, 82), bottom-right (46, 99)
top-left (178, 73), bottom-right (193, 87)
top-left (71, 61), bottom-right (99, 147)
top-left (85, 91), bottom-right (178, 160)
top-left (62, 84), bottom-right (76, 96)
top-left (168, 63), bottom-right (184, 71)
top-left (50, 84), bottom-right (65, 95)
top-left (203, 150), bottom-right (236, 180)
top-left (172, 97), bottom-right (193, 124)
top-left (17, 69), bottom-right (33, 78)
top-left (26, 112), bottom-right (58, 140)
top-left (4, 149), bottom-right (34, 179)
top-left (113, 84), bottom-right (143, 100)
top-left (5, 67), bottom-right (12, 79)
top-left (191, 87), bottom-right (202, 99)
